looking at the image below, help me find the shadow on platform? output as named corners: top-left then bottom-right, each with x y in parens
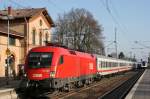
top-left (0, 77), bottom-right (21, 89)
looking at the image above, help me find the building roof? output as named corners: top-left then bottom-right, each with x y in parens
top-left (0, 8), bottom-right (55, 27)
top-left (0, 26), bottom-right (24, 38)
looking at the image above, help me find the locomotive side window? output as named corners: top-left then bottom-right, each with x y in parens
top-left (59, 55), bottom-right (64, 65)
top-left (28, 52), bottom-right (53, 68)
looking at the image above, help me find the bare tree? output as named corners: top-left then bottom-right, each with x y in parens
top-left (118, 52), bottom-right (125, 59)
top-left (54, 8), bottom-right (104, 54)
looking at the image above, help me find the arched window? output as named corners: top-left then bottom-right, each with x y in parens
top-left (32, 29), bottom-right (36, 45)
top-left (39, 32), bottom-right (42, 45)
top-left (39, 19), bottom-right (43, 26)
top-left (45, 32), bottom-right (49, 42)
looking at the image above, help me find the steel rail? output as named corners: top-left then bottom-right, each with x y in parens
top-left (99, 69), bottom-right (145, 99)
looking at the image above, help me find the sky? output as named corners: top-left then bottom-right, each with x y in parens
top-left (0, 0), bottom-right (150, 61)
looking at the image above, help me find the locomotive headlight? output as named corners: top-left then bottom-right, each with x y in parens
top-left (50, 71), bottom-right (55, 78)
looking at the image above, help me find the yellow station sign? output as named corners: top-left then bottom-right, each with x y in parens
top-left (6, 48), bottom-right (11, 55)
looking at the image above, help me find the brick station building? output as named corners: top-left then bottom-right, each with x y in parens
top-left (0, 7), bottom-right (55, 77)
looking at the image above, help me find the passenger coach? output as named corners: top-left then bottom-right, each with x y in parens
top-left (96, 55), bottom-right (134, 76)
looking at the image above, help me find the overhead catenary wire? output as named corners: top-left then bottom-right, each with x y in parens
top-left (105, 41), bottom-right (114, 48)
top-left (99, 0), bottom-right (128, 35)
top-left (46, 0), bottom-right (64, 12)
top-left (109, 0), bottom-right (129, 33)
top-left (135, 41), bottom-right (150, 49)
top-left (0, 0), bottom-right (9, 9)
top-left (99, 0), bottom-right (135, 56)
top-left (9, 0), bottom-right (28, 9)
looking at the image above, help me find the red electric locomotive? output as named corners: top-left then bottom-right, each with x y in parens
top-left (24, 44), bottom-right (97, 91)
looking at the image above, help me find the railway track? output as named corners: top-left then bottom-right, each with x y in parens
top-left (99, 69), bottom-right (145, 99)
top-left (16, 70), bottom-right (141, 99)
top-left (45, 72), bottom-right (137, 99)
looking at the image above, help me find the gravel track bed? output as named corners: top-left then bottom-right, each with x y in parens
top-left (48, 71), bottom-right (137, 99)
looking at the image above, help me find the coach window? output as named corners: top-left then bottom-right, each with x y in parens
top-left (99, 61), bottom-right (101, 68)
top-left (101, 61), bottom-right (104, 68)
top-left (118, 63), bottom-right (120, 67)
top-left (113, 63), bottom-right (115, 67)
top-left (110, 62), bottom-right (112, 67)
top-left (103, 62), bottom-right (105, 68)
top-left (115, 63), bottom-right (117, 67)
top-left (59, 55), bottom-right (64, 65)
top-left (112, 63), bottom-right (114, 67)
top-left (105, 62), bottom-right (107, 68)
top-left (107, 62), bottom-right (109, 68)
top-left (121, 63), bottom-right (123, 66)
top-left (101, 61), bottom-right (103, 68)
top-left (120, 63), bottom-right (122, 66)
top-left (106, 62), bottom-right (108, 68)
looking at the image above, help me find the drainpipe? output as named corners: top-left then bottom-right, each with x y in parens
top-left (23, 15), bottom-right (28, 61)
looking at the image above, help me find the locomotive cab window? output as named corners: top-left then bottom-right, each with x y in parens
top-left (28, 52), bottom-right (53, 68)
top-left (59, 55), bottom-right (64, 65)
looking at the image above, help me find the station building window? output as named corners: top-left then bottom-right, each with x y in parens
top-left (9, 36), bottom-right (16, 46)
top-left (45, 32), bottom-right (49, 42)
top-left (39, 31), bottom-right (42, 45)
top-left (32, 29), bottom-right (36, 45)
top-left (39, 19), bottom-right (43, 26)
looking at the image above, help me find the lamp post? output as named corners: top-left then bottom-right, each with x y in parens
top-left (0, 14), bottom-right (14, 84)
top-left (7, 16), bottom-right (10, 84)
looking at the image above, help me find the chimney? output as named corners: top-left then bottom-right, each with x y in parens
top-left (8, 6), bottom-right (12, 15)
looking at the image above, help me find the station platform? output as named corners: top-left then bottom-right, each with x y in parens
top-left (0, 78), bottom-right (21, 99)
top-left (126, 68), bottom-right (150, 99)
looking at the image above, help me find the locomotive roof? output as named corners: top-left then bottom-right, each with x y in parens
top-left (29, 46), bottom-right (95, 59)
top-left (30, 46), bottom-right (133, 63)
